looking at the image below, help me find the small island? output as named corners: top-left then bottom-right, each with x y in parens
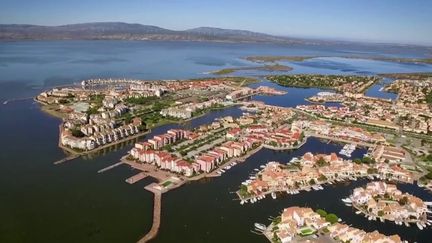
top-left (244, 55), bottom-right (432, 65)
top-left (260, 206), bottom-right (403, 243)
top-left (210, 64), bottom-right (293, 75)
top-left (267, 74), bottom-right (379, 93)
top-left (345, 181), bottom-right (431, 229)
top-left (237, 150), bottom-right (416, 204)
top-left (244, 55), bottom-right (316, 63)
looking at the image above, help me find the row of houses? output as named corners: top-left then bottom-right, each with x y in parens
top-left (274, 206), bottom-right (401, 243)
top-left (351, 181), bottom-right (427, 222)
top-left (135, 129), bottom-right (189, 150)
top-left (160, 99), bottom-right (222, 119)
top-left (245, 152), bottom-right (374, 196)
top-left (130, 149), bottom-right (198, 176)
top-left (195, 139), bottom-right (260, 172)
top-left (61, 124), bottom-right (139, 150)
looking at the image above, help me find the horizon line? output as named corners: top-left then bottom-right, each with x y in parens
top-left (1, 21), bottom-right (431, 47)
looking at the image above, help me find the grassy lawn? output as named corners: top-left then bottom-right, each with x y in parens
top-left (161, 181), bottom-right (172, 187)
top-left (299, 227), bottom-right (315, 236)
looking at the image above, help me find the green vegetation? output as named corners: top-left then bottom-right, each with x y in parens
top-left (318, 174), bottom-right (327, 182)
top-left (426, 91), bottom-right (432, 104)
top-left (325, 213), bottom-right (339, 224)
top-left (212, 68), bottom-right (236, 75)
top-left (299, 227), bottom-right (315, 236)
top-left (191, 103), bottom-right (225, 117)
top-left (89, 94), bottom-right (105, 104)
top-left (272, 232), bottom-right (281, 243)
top-left (211, 64), bottom-right (293, 75)
top-left (58, 99), bottom-right (69, 104)
top-left (246, 55), bottom-right (432, 65)
top-left (353, 156), bottom-right (376, 165)
top-left (316, 157), bottom-right (328, 167)
top-left (367, 168), bottom-right (378, 174)
top-left (161, 180), bottom-right (172, 187)
top-left (272, 216), bottom-right (282, 225)
top-left (316, 209), bottom-right (327, 217)
top-left (379, 72), bottom-right (432, 80)
top-left (399, 196), bottom-right (409, 205)
top-left (70, 128), bottom-right (85, 138)
top-left (245, 55), bottom-right (315, 63)
top-left (238, 185), bottom-right (250, 198)
top-left (125, 96), bottom-right (158, 105)
top-left (177, 128), bottom-right (227, 155)
top-left (267, 74), bottom-right (378, 91)
top-left (86, 105), bottom-right (101, 115)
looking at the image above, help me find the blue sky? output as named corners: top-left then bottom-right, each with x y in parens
top-left (1, 0), bottom-right (431, 45)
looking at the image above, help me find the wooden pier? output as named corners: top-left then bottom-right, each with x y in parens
top-left (126, 172), bottom-right (148, 184)
top-left (97, 161), bottom-right (124, 173)
top-left (139, 184), bottom-right (162, 243)
top-left (53, 154), bottom-right (79, 165)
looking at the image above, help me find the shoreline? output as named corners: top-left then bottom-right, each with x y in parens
top-left (349, 201), bottom-right (429, 226)
top-left (35, 96), bottom-right (241, 163)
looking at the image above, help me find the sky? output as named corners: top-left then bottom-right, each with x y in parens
top-left (1, 0), bottom-right (431, 45)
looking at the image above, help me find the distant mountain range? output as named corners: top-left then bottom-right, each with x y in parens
top-left (0, 22), bottom-right (314, 44)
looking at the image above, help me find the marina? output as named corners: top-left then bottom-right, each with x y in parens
top-left (2, 39), bottom-right (432, 243)
top-left (339, 144), bottom-right (356, 157)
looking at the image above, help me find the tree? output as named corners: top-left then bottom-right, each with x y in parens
top-left (316, 157), bottom-right (328, 167)
top-left (318, 174), bottom-right (327, 182)
top-left (399, 196), bottom-right (409, 205)
top-left (124, 113), bottom-right (133, 124)
top-left (58, 99), bottom-right (69, 104)
top-left (70, 128), bottom-right (85, 138)
top-left (325, 213), bottom-right (339, 224)
top-left (316, 209), bottom-right (327, 217)
top-left (362, 156), bottom-right (375, 164)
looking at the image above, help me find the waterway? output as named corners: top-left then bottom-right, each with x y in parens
top-left (1, 40), bottom-right (432, 242)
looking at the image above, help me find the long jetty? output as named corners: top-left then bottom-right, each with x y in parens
top-left (97, 161), bottom-right (124, 173)
top-left (126, 172), bottom-right (148, 184)
top-left (139, 185), bottom-right (162, 243)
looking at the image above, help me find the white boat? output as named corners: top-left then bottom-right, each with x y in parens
top-left (254, 223), bottom-right (267, 231)
top-left (355, 211), bottom-right (361, 215)
top-left (271, 192), bottom-right (277, 199)
top-left (342, 198), bottom-right (352, 203)
top-left (254, 168), bottom-right (259, 171)
top-left (404, 222), bottom-right (410, 227)
top-left (417, 222), bottom-right (423, 230)
top-left (240, 200), bottom-right (245, 205)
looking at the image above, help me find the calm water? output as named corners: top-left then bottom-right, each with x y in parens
top-left (1, 41), bottom-right (432, 242)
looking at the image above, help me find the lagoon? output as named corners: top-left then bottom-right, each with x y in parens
top-left (1, 40), bottom-right (432, 242)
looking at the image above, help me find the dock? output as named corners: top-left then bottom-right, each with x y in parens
top-left (139, 184), bottom-right (162, 243)
top-left (97, 161), bottom-right (124, 173)
top-left (53, 154), bottom-right (79, 165)
top-left (126, 172), bottom-right (148, 184)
